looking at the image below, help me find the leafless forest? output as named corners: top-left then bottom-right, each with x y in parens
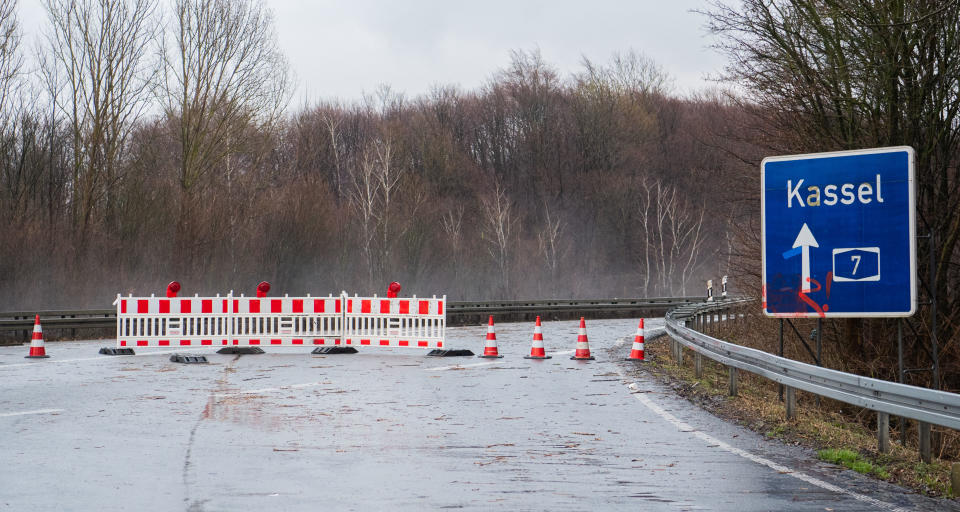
top-left (0, 0), bottom-right (735, 310)
top-left (1, 1), bottom-right (959, 386)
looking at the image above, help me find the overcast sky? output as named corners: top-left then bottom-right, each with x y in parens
top-left (17, 0), bottom-right (725, 104)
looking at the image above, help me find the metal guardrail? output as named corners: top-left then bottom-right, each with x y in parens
top-left (667, 299), bottom-right (960, 459)
top-left (448, 297), bottom-right (698, 317)
top-left (0, 296), bottom-right (702, 332)
top-left (0, 310), bottom-right (115, 331)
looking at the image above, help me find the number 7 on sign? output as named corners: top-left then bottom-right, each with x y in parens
top-left (832, 247), bottom-right (881, 282)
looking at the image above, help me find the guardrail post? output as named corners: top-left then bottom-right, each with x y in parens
top-left (919, 422), bottom-right (932, 463)
top-left (728, 367), bottom-right (738, 396)
top-left (676, 340), bottom-right (683, 366)
top-left (785, 386), bottom-right (796, 420)
top-left (778, 319), bottom-right (784, 402)
top-left (877, 412), bottom-right (890, 454)
top-left (694, 352), bottom-right (703, 378)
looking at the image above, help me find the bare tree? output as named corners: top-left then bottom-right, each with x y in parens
top-left (41, 0), bottom-right (159, 241)
top-left (537, 202), bottom-right (565, 293)
top-left (580, 48), bottom-right (672, 99)
top-left (0, 0), bottom-right (22, 120)
top-left (637, 177), bottom-right (653, 295)
top-left (374, 136), bottom-right (401, 276)
top-left (669, 196), bottom-right (708, 296)
top-left (0, 0), bottom-right (32, 225)
top-left (441, 204), bottom-right (465, 283)
top-left (162, 0), bottom-right (290, 194)
top-left (636, 177), bottom-right (710, 295)
top-left (481, 180), bottom-right (519, 297)
top-left (320, 108), bottom-right (344, 199)
top-left (347, 146), bottom-right (380, 289)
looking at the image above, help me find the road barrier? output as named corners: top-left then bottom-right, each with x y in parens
top-left (113, 292), bottom-right (443, 350)
top-left (666, 298), bottom-right (960, 462)
top-left (0, 297), bottom-right (701, 334)
top-left (342, 295), bottom-right (445, 349)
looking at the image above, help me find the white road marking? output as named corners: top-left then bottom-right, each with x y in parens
top-left (617, 375), bottom-right (907, 512)
top-left (0, 408), bottom-right (64, 418)
top-left (613, 328), bottom-right (666, 347)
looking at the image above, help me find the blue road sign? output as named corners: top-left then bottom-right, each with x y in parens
top-left (761, 147), bottom-right (916, 317)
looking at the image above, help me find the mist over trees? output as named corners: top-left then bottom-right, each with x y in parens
top-left (2, 0), bottom-right (958, 388)
top-left (2, 0), bottom-right (959, 387)
top-left (0, 0), bottom-right (734, 310)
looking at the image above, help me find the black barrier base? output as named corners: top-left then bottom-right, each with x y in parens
top-left (570, 356), bottom-right (596, 361)
top-left (25, 354), bottom-right (50, 359)
top-left (217, 347), bottom-right (265, 355)
top-left (311, 346), bottom-right (359, 355)
top-left (170, 354), bottom-right (208, 364)
top-left (524, 355), bottom-right (552, 360)
top-left (99, 347), bottom-right (135, 356)
top-left (426, 349), bottom-right (475, 357)
top-left (478, 354), bottom-right (504, 359)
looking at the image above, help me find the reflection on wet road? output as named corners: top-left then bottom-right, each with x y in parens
top-left (1, 318), bottom-right (954, 511)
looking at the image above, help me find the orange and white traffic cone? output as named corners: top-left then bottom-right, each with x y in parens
top-left (626, 318), bottom-right (645, 361)
top-left (25, 315), bottom-right (50, 359)
top-left (524, 316), bottom-right (552, 360)
top-left (478, 315), bottom-right (504, 358)
top-left (570, 317), bottom-right (594, 360)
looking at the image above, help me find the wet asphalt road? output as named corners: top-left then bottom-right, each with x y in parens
top-left (1, 317), bottom-right (956, 511)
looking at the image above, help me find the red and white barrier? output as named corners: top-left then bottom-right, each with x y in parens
top-left (228, 295), bottom-right (342, 347)
top-left (114, 291), bottom-right (443, 350)
top-left (115, 295), bottom-right (232, 347)
top-left (341, 295), bottom-right (446, 349)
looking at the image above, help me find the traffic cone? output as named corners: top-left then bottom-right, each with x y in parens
top-left (524, 316), bottom-right (552, 359)
top-left (25, 315), bottom-right (50, 359)
top-left (478, 315), bottom-right (504, 358)
top-left (626, 319), bottom-right (645, 361)
top-left (570, 317), bottom-right (595, 360)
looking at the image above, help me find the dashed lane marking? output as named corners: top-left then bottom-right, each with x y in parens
top-left (617, 373), bottom-right (907, 512)
top-left (0, 408), bottom-right (64, 418)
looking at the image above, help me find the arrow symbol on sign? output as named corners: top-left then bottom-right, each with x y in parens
top-left (792, 223), bottom-right (819, 293)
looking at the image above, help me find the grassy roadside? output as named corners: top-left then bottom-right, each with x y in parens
top-left (633, 333), bottom-right (958, 499)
